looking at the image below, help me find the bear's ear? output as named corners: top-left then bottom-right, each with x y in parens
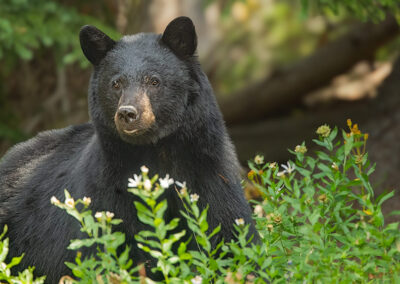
top-left (79, 25), bottom-right (116, 65)
top-left (161, 17), bottom-right (197, 57)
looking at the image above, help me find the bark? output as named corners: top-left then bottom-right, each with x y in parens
top-left (220, 15), bottom-right (400, 124)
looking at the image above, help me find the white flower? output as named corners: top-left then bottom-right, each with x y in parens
top-left (281, 162), bottom-right (295, 174)
top-left (128, 174), bottom-right (142, 187)
top-left (95, 212), bottom-right (103, 219)
top-left (276, 171), bottom-right (286, 177)
top-left (83, 197), bottom-right (91, 206)
top-left (254, 155), bottom-right (264, 165)
top-left (331, 162), bottom-right (339, 171)
top-left (268, 162), bottom-right (277, 169)
top-left (65, 197), bottom-right (75, 208)
top-left (254, 205), bottom-right (264, 217)
top-left (140, 165), bottom-right (149, 174)
top-left (159, 174), bottom-right (174, 189)
top-left (105, 211), bottom-right (114, 219)
top-left (50, 196), bottom-right (60, 205)
top-left (175, 181), bottom-right (187, 189)
top-left (277, 184), bottom-right (284, 193)
top-left (191, 275), bottom-right (202, 284)
top-left (143, 179), bottom-right (152, 191)
top-left (190, 193), bottom-right (199, 202)
top-left (235, 218), bottom-right (245, 226)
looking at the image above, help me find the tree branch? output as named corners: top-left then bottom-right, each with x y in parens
top-left (220, 15), bottom-right (399, 124)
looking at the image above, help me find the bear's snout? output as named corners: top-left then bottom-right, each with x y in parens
top-left (114, 93), bottom-right (156, 139)
top-left (115, 105), bottom-right (140, 135)
top-left (117, 106), bottom-right (138, 125)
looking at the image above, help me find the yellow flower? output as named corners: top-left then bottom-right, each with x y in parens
top-left (273, 214), bottom-right (282, 224)
top-left (316, 124), bottom-right (331, 137)
top-left (295, 145), bottom-right (307, 154)
top-left (347, 118), bottom-right (352, 128)
top-left (247, 170), bottom-right (256, 180)
top-left (350, 123), bottom-right (361, 135)
top-left (318, 194), bottom-right (328, 203)
top-left (268, 162), bottom-right (277, 169)
top-left (363, 209), bottom-right (373, 216)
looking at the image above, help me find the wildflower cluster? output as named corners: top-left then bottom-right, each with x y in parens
top-left (2, 120), bottom-right (399, 283)
top-left (249, 121), bottom-right (400, 281)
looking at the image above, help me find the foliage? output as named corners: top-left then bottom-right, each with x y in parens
top-left (50, 192), bottom-right (137, 283)
top-left (213, 0), bottom-right (400, 23)
top-left (247, 120), bottom-right (400, 281)
top-left (0, 225), bottom-right (45, 283)
top-left (300, 0), bottom-right (400, 22)
top-left (20, 121), bottom-right (395, 282)
top-left (1, 121), bottom-right (400, 282)
top-left (0, 0), bottom-right (119, 67)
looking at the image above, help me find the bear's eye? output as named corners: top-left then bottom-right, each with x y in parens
top-left (151, 78), bottom-right (160, 86)
top-left (112, 80), bottom-right (121, 90)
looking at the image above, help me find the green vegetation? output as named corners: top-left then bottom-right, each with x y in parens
top-left (1, 122), bottom-right (399, 283)
top-left (0, 0), bottom-right (119, 66)
top-left (300, 0), bottom-right (400, 22)
top-left (0, 226), bottom-right (45, 283)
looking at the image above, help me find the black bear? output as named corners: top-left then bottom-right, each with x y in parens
top-left (0, 17), bottom-right (257, 282)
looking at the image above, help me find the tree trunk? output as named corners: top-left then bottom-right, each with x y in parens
top-left (220, 15), bottom-right (399, 124)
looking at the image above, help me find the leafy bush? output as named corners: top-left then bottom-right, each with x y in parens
top-left (0, 0), bottom-right (119, 66)
top-left (1, 121), bottom-right (400, 283)
top-left (300, 0), bottom-right (400, 22)
top-left (0, 226), bottom-right (45, 283)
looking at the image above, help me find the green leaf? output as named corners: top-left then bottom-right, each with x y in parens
top-left (7, 254), bottom-right (24, 268)
top-left (134, 202), bottom-right (154, 226)
top-left (68, 238), bottom-right (96, 250)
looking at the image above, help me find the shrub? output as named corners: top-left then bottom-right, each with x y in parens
top-left (0, 226), bottom-right (45, 283)
top-left (1, 121), bottom-right (399, 283)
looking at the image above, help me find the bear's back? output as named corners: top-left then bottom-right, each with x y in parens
top-left (0, 123), bottom-right (94, 220)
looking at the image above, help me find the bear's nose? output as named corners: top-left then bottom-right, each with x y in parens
top-left (117, 106), bottom-right (138, 124)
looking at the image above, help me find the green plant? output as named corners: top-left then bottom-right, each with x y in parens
top-left (300, 0), bottom-right (400, 22)
top-left (0, 0), bottom-right (119, 66)
top-left (248, 120), bottom-right (400, 281)
top-left (51, 192), bottom-right (138, 283)
top-left (55, 121), bottom-right (400, 282)
top-left (0, 225), bottom-right (45, 283)
top-left (3, 121), bottom-right (399, 283)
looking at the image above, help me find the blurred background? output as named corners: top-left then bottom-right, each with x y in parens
top-left (0, 0), bottom-right (399, 214)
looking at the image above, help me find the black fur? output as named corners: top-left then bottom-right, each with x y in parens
top-left (0, 17), bottom-right (257, 283)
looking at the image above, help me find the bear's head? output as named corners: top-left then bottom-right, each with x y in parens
top-left (80, 17), bottom-right (202, 145)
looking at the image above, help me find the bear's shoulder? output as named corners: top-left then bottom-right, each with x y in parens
top-left (0, 123), bottom-right (94, 175)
